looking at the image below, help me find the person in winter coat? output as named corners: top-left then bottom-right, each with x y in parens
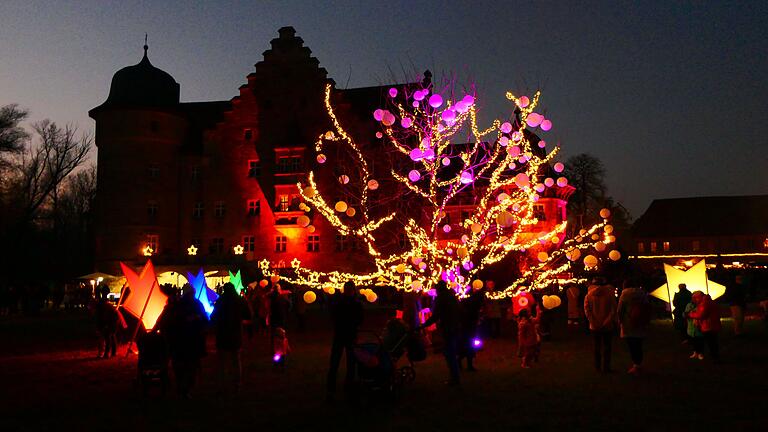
top-left (584, 277), bottom-right (617, 373)
top-left (155, 286), bottom-right (208, 399)
top-left (211, 282), bottom-right (252, 393)
top-left (617, 282), bottom-right (650, 374)
top-left (566, 284), bottom-right (582, 327)
top-left (517, 309), bottom-right (539, 368)
top-left (419, 280), bottom-right (462, 385)
top-left (326, 281), bottom-right (364, 398)
top-left (95, 286), bottom-right (122, 359)
top-left (672, 284), bottom-right (692, 342)
top-left (458, 286), bottom-right (484, 371)
top-left (686, 291), bottom-right (721, 362)
top-left (685, 293), bottom-right (705, 360)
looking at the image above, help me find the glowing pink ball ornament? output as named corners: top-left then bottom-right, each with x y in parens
top-left (273, 354), bottom-right (282, 362)
top-left (413, 90), bottom-right (426, 101)
top-left (388, 87), bottom-right (398, 98)
top-left (538, 140), bottom-right (547, 149)
top-left (373, 109), bottom-right (384, 121)
top-left (544, 177), bottom-right (555, 187)
top-left (507, 146), bottom-right (521, 157)
top-left (554, 162), bottom-right (565, 173)
top-left (517, 96), bottom-right (530, 108)
top-left (375, 132), bottom-right (383, 139)
top-left (557, 177), bottom-right (568, 187)
top-left (540, 119), bottom-right (552, 131)
top-left (441, 109), bottom-right (456, 122)
top-left (408, 170), bottom-right (421, 182)
top-left (462, 95), bottom-right (475, 106)
top-left (526, 113), bottom-right (543, 128)
top-left (454, 101), bottom-right (469, 113)
top-left (500, 122), bottom-right (513, 134)
top-left (409, 148), bottom-right (423, 161)
top-left (534, 183), bottom-right (545, 193)
top-left (443, 224), bottom-right (451, 233)
top-left (441, 156), bottom-right (451, 166)
top-left (381, 111), bottom-right (396, 127)
top-left (514, 173), bottom-right (530, 188)
top-left (400, 117), bottom-right (412, 128)
top-left (499, 136), bottom-right (510, 147)
top-left (422, 147), bottom-right (436, 161)
top-left (428, 94), bottom-right (443, 108)
top-left (460, 171), bottom-right (474, 184)
top-left (412, 101), bottom-right (420, 108)
top-left (512, 131), bottom-right (523, 142)
top-left (472, 338), bottom-right (483, 349)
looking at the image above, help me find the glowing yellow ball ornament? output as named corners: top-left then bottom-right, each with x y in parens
top-left (609, 250), bottom-right (621, 261)
top-left (537, 251), bottom-right (549, 262)
top-left (471, 279), bottom-right (484, 290)
top-left (566, 249), bottom-right (581, 261)
top-left (303, 291), bottom-right (317, 304)
top-left (584, 255), bottom-right (598, 269)
top-left (297, 215), bottom-right (310, 227)
top-left (600, 208), bottom-right (611, 219)
top-left (334, 201), bottom-right (348, 212)
top-left (496, 211), bottom-right (514, 228)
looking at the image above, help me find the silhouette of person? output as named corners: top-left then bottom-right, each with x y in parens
top-left (419, 280), bottom-right (462, 385)
top-left (211, 282), bottom-right (252, 393)
top-left (326, 281), bottom-right (363, 399)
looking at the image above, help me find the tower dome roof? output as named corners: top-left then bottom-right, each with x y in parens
top-left (104, 45), bottom-right (180, 107)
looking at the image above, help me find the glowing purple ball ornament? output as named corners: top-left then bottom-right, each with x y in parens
top-left (441, 109), bottom-right (456, 122)
top-left (388, 87), bottom-right (398, 98)
top-left (462, 95), bottom-right (475, 106)
top-left (373, 109), bottom-right (384, 121)
top-left (409, 148), bottom-right (423, 161)
top-left (499, 136), bottom-right (510, 147)
top-left (553, 162), bottom-right (564, 173)
top-left (413, 90), bottom-right (426, 101)
top-left (422, 147), bottom-right (436, 161)
top-left (408, 170), bottom-right (421, 182)
top-left (538, 140), bottom-right (547, 149)
top-left (401, 117), bottom-right (412, 128)
top-left (500, 122), bottom-right (513, 134)
top-left (526, 113), bottom-right (543, 127)
top-left (472, 338), bottom-right (483, 349)
top-left (273, 354), bottom-right (282, 362)
top-left (441, 157), bottom-right (451, 166)
top-left (460, 171), bottom-right (474, 184)
top-left (517, 96), bottom-right (530, 108)
top-left (540, 119), bottom-right (552, 131)
top-left (429, 94), bottom-right (443, 108)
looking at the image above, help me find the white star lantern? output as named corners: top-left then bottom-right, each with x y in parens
top-left (142, 245), bottom-right (154, 257)
top-left (233, 244), bottom-right (244, 255)
top-left (187, 245), bottom-right (198, 256)
top-left (650, 259), bottom-right (726, 312)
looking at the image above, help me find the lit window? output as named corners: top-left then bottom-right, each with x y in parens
top-left (637, 242), bottom-right (645, 253)
top-left (692, 240), bottom-right (700, 252)
top-left (191, 166), bottom-right (201, 181)
top-left (146, 235), bottom-right (159, 252)
top-left (275, 235), bottom-right (287, 253)
top-left (650, 242), bottom-right (657, 253)
top-left (248, 159), bottom-right (260, 178)
top-left (278, 195), bottom-right (289, 212)
top-left (277, 156), bottom-right (302, 173)
top-left (243, 235), bottom-right (255, 252)
top-left (192, 202), bottom-right (204, 219)
top-left (147, 202), bottom-right (158, 217)
top-left (244, 129), bottom-right (253, 140)
top-left (533, 204), bottom-right (546, 221)
top-left (663, 241), bottom-right (670, 252)
top-left (335, 234), bottom-right (346, 252)
top-left (308, 235), bottom-right (320, 252)
top-left (247, 199), bottom-right (260, 216)
top-left (215, 202), bottom-right (226, 218)
top-left (148, 165), bottom-right (160, 179)
top-left (210, 238), bottom-right (224, 254)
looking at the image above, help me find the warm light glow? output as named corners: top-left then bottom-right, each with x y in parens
top-left (119, 260), bottom-right (168, 330)
top-left (233, 244), bottom-right (244, 255)
top-left (142, 245), bottom-right (154, 257)
top-left (650, 260), bottom-right (726, 312)
top-left (187, 245), bottom-right (198, 256)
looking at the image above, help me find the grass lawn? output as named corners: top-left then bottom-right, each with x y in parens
top-left (1, 307), bottom-right (766, 431)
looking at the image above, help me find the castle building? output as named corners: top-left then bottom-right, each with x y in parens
top-left (90, 27), bottom-right (569, 277)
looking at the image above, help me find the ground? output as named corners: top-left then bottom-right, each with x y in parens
top-left (1, 306), bottom-right (766, 431)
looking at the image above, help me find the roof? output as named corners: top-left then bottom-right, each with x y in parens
top-left (633, 195), bottom-right (768, 238)
top-left (178, 101), bottom-right (232, 151)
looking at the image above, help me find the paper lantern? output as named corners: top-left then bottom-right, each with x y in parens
top-left (334, 201), bottom-right (348, 212)
top-left (303, 291), bottom-right (317, 304)
top-left (500, 122), bottom-right (513, 133)
top-left (514, 173), bottom-right (530, 188)
top-left (609, 250), bottom-right (621, 261)
top-left (388, 87), bottom-right (398, 98)
top-left (443, 224), bottom-right (452, 233)
top-left (584, 255), bottom-right (598, 268)
top-left (553, 162), bottom-right (564, 173)
top-left (544, 178), bottom-right (554, 187)
top-left (408, 170), bottom-right (421, 182)
top-left (517, 96), bottom-right (529, 108)
top-left (317, 154), bottom-right (327, 164)
top-left (428, 94), bottom-right (443, 108)
top-left (537, 251), bottom-right (549, 262)
top-left (542, 296), bottom-right (554, 310)
top-left (297, 215), bottom-right (310, 227)
top-left (471, 223), bottom-right (482, 234)
top-left (270, 275), bottom-right (280, 283)
top-left (508, 146), bottom-right (521, 157)
top-left (441, 110), bottom-right (456, 122)
top-left (339, 174), bottom-right (350, 184)
top-left (604, 224), bottom-right (614, 234)
top-left (600, 208), bottom-right (611, 219)
top-left (595, 242), bottom-right (607, 252)
top-left (259, 279), bottom-right (268, 287)
top-left (345, 207), bottom-right (356, 217)
top-left (401, 117), bottom-right (412, 128)
top-left (499, 136), bottom-right (510, 146)
top-left (556, 177), bottom-right (568, 187)
top-left (496, 211), bottom-right (514, 228)
top-left (457, 247), bottom-right (468, 258)
top-left (606, 235), bottom-right (616, 243)
top-left (396, 263), bottom-right (406, 273)
top-left (303, 186), bottom-right (316, 198)
top-left (540, 119), bottom-right (552, 131)
top-left (367, 179), bottom-right (379, 190)
top-left (382, 111), bottom-right (396, 126)
top-left (471, 279), bottom-right (484, 290)
top-left (308, 225), bottom-right (316, 233)
top-left (591, 234), bottom-right (600, 240)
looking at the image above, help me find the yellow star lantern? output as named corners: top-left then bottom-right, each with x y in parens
top-left (650, 259), bottom-right (726, 312)
top-left (233, 244), bottom-right (244, 255)
top-left (142, 245), bottom-right (154, 257)
top-left (187, 245), bottom-right (198, 256)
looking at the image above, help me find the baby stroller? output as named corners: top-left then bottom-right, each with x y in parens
top-left (136, 331), bottom-right (169, 396)
top-left (353, 319), bottom-right (423, 398)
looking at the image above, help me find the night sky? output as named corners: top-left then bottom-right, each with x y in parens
top-left (2, 1), bottom-right (766, 216)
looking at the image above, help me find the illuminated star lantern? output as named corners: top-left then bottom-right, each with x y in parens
top-left (142, 245), bottom-right (154, 256)
top-left (186, 269), bottom-right (218, 317)
top-left (229, 270), bottom-right (244, 295)
top-left (650, 259), bottom-right (726, 312)
top-left (187, 245), bottom-right (198, 256)
top-left (233, 244), bottom-right (244, 255)
top-left (120, 260), bottom-right (168, 330)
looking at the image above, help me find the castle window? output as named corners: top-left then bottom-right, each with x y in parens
top-left (193, 202), bottom-right (204, 219)
top-left (244, 129), bottom-right (253, 140)
top-left (210, 238), bottom-right (224, 254)
top-left (242, 235), bottom-right (255, 252)
top-left (247, 199), bottom-right (260, 216)
top-left (145, 234), bottom-right (159, 253)
top-left (147, 202), bottom-right (158, 218)
top-left (278, 195), bottom-right (290, 212)
top-left (308, 235), bottom-right (320, 252)
top-left (277, 156), bottom-right (302, 173)
top-left (663, 241), bottom-right (670, 252)
top-left (248, 160), bottom-right (260, 178)
top-left (214, 202), bottom-right (226, 218)
top-left (533, 205), bottom-right (546, 221)
top-left (148, 165), bottom-right (160, 179)
top-left (275, 235), bottom-right (287, 253)
top-left (637, 242), bottom-right (645, 253)
top-left (650, 242), bottom-right (657, 253)
top-left (335, 234), bottom-right (346, 252)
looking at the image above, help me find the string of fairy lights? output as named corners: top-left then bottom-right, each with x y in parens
top-left (259, 81), bottom-right (619, 300)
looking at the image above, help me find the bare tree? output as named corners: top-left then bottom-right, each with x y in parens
top-left (13, 121), bottom-right (92, 225)
top-left (564, 153), bottom-right (607, 228)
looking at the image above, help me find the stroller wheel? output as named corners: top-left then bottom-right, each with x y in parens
top-left (399, 366), bottom-right (416, 384)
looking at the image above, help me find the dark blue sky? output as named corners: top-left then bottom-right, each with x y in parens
top-left (2, 1), bottom-right (766, 216)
